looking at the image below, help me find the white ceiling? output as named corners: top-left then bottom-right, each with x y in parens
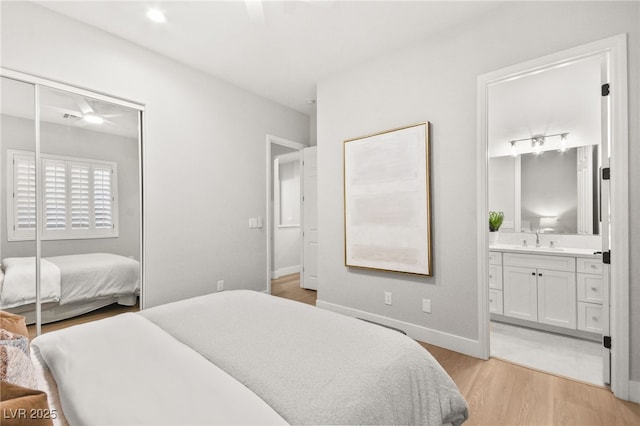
top-left (35, 0), bottom-right (502, 116)
top-left (1, 77), bottom-right (139, 138)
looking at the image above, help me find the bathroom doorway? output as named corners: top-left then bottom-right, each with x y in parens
top-left (477, 35), bottom-right (629, 396)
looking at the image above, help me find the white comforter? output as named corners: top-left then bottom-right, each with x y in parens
top-left (47, 253), bottom-right (139, 305)
top-left (32, 313), bottom-right (288, 426)
top-left (0, 253), bottom-right (139, 309)
top-left (143, 291), bottom-right (469, 425)
top-left (0, 257), bottom-right (61, 309)
top-left (35, 290), bottom-right (468, 425)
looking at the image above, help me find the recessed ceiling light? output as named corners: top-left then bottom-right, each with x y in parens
top-left (83, 114), bottom-right (104, 125)
top-left (146, 8), bottom-right (166, 23)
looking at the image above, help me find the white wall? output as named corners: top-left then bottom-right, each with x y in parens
top-left (316, 0), bottom-right (639, 382)
top-left (0, 2), bottom-right (309, 307)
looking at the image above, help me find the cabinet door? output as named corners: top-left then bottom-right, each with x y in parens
top-left (537, 269), bottom-right (576, 329)
top-left (577, 273), bottom-right (603, 304)
top-left (489, 289), bottom-right (503, 315)
top-left (577, 302), bottom-right (603, 333)
top-left (488, 264), bottom-right (503, 290)
top-left (503, 266), bottom-right (537, 321)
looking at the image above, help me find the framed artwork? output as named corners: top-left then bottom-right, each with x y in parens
top-left (343, 122), bottom-right (432, 276)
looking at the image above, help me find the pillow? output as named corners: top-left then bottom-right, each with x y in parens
top-left (0, 382), bottom-right (53, 426)
top-left (1, 329), bottom-right (36, 389)
top-left (0, 311), bottom-right (28, 338)
top-left (0, 329), bottom-right (29, 355)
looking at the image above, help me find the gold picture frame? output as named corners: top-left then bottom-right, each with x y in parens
top-left (343, 122), bottom-right (432, 276)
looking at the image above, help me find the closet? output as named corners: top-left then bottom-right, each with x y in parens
top-left (0, 70), bottom-right (144, 335)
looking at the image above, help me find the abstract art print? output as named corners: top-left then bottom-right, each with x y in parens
top-left (343, 122), bottom-right (432, 276)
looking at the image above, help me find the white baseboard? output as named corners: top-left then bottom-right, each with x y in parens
top-left (316, 299), bottom-right (483, 358)
top-left (271, 265), bottom-right (300, 279)
top-left (629, 380), bottom-right (640, 403)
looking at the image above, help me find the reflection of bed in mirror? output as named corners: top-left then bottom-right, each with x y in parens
top-left (0, 252), bottom-right (139, 324)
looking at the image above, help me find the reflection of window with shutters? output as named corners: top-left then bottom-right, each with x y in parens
top-left (7, 149), bottom-right (118, 241)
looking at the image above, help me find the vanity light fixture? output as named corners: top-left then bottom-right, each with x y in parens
top-left (507, 132), bottom-right (569, 156)
top-left (83, 114), bottom-right (104, 125)
top-left (146, 8), bottom-right (166, 23)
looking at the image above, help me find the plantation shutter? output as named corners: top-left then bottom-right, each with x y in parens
top-left (43, 159), bottom-right (67, 230)
top-left (13, 154), bottom-right (36, 233)
top-left (8, 150), bottom-right (117, 240)
top-left (70, 163), bottom-right (90, 229)
top-left (93, 166), bottom-right (113, 229)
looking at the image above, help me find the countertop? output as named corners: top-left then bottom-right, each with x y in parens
top-left (489, 243), bottom-right (602, 258)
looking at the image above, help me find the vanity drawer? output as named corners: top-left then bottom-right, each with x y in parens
top-left (577, 302), bottom-right (603, 333)
top-left (577, 257), bottom-right (603, 274)
top-left (489, 251), bottom-right (502, 266)
top-left (488, 264), bottom-right (503, 290)
top-left (503, 253), bottom-right (575, 272)
top-left (577, 273), bottom-right (604, 304)
top-left (489, 289), bottom-right (503, 315)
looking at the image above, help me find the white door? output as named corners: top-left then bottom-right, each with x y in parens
top-left (599, 59), bottom-right (612, 385)
top-left (537, 269), bottom-right (577, 329)
top-left (503, 266), bottom-right (537, 321)
top-left (301, 146), bottom-right (318, 290)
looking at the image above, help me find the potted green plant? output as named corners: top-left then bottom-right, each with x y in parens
top-left (489, 211), bottom-right (504, 243)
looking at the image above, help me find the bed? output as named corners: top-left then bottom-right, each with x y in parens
top-left (30, 290), bottom-right (469, 425)
top-left (0, 253), bottom-right (140, 324)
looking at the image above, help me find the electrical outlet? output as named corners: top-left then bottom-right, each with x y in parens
top-left (422, 299), bottom-right (431, 313)
top-left (217, 280), bottom-right (224, 291)
top-left (384, 292), bottom-right (392, 305)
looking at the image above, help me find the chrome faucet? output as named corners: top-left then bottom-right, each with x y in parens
top-left (535, 230), bottom-right (541, 247)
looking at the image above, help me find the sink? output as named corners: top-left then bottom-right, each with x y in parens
top-left (489, 243), bottom-right (564, 252)
top-left (523, 246), bottom-right (564, 252)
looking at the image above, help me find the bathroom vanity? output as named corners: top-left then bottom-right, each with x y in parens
top-left (489, 245), bottom-right (603, 339)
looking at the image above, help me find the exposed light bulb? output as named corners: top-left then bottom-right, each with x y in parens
top-left (83, 114), bottom-right (104, 125)
top-left (147, 8), bottom-right (166, 23)
top-left (559, 133), bottom-right (568, 152)
top-left (533, 137), bottom-right (544, 155)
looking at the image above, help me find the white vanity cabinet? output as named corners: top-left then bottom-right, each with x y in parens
top-left (502, 253), bottom-right (576, 330)
top-left (488, 251), bottom-right (503, 314)
top-left (577, 258), bottom-right (604, 333)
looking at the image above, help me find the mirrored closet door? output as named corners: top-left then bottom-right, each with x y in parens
top-left (0, 71), bottom-right (144, 336)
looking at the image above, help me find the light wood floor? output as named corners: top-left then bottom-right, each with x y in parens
top-left (272, 273), bottom-right (640, 426)
top-left (27, 302), bottom-right (138, 340)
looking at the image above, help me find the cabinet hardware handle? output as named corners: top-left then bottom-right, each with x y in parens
top-left (489, 274), bottom-right (493, 278)
top-left (593, 316), bottom-right (599, 321)
top-left (591, 264), bottom-right (597, 268)
top-left (538, 273), bottom-right (542, 277)
top-left (531, 272), bottom-right (535, 276)
top-left (591, 287), bottom-right (598, 291)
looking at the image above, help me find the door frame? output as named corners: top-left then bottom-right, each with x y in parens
top-left (265, 134), bottom-right (305, 294)
top-left (476, 34), bottom-right (629, 399)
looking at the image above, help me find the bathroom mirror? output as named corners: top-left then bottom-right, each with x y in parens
top-left (489, 145), bottom-right (599, 235)
top-left (487, 55), bottom-right (602, 236)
